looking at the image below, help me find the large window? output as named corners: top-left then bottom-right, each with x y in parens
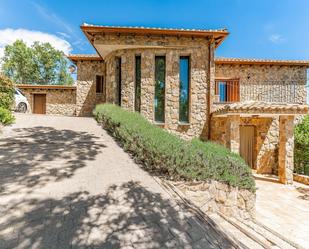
top-left (96, 75), bottom-right (104, 94)
top-left (154, 56), bottom-right (165, 122)
top-left (215, 80), bottom-right (239, 103)
top-left (179, 56), bottom-right (190, 123)
top-left (115, 57), bottom-right (122, 106)
top-left (135, 55), bottom-right (141, 112)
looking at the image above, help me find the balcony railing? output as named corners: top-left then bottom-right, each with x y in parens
top-left (215, 80), bottom-right (302, 104)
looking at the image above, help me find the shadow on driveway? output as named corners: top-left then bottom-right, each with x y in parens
top-left (0, 126), bottom-right (105, 195)
top-left (0, 181), bottom-right (235, 249)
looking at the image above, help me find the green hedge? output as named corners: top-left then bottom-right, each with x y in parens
top-left (94, 104), bottom-right (255, 191)
top-left (0, 74), bottom-right (14, 110)
top-left (294, 115), bottom-right (309, 176)
top-left (0, 107), bottom-right (15, 125)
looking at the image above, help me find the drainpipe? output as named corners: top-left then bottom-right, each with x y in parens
top-left (207, 37), bottom-right (215, 140)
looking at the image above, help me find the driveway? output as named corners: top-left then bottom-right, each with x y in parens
top-left (0, 114), bottom-right (234, 249)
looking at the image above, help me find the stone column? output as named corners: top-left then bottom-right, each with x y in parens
top-left (225, 115), bottom-right (240, 153)
top-left (165, 50), bottom-right (179, 130)
top-left (140, 51), bottom-right (154, 122)
top-left (121, 52), bottom-right (134, 111)
top-left (278, 115), bottom-right (295, 184)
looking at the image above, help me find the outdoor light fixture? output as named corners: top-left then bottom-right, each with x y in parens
top-left (68, 64), bottom-right (77, 74)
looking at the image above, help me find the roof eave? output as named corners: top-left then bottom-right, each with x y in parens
top-left (67, 54), bottom-right (103, 63)
top-left (215, 58), bottom-right (309, 67)
top-left (80, 24), bottom-right (229, 49)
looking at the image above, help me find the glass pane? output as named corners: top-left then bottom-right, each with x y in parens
top-left (115, 57), bottom-right (121, 106)
top-left (135, 56), bottom-right (141, 112)
top-left (154, 56), bottom-right (165, 122)
top-left (96, 75), bottom-right (103, 93)
top-left (219, 81), bottom-right (227, 102)
top-left (179, 57), bottom-right (190, 122)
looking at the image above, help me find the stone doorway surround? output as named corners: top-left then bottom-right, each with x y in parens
top-left (211, 101), bottom-right (309, 184)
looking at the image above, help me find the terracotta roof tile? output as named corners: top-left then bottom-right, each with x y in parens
top-left (215, 57), bottom-right (309, 66)
top-left (213, 101), bottom-right (309, 115)
top-left (81, 23), bottom-right (228, 33)
top-left (67, 54), bottom-right (103, 62)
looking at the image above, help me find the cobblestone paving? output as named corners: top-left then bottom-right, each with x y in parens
top-left (0, 114), bottom-right (235, 249)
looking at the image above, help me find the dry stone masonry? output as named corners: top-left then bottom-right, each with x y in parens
top-left (215, 64), bottom-right (307, 105)
top-left (170, 180), bottom-right (256, 220)
top-left (19, 87), bottom-right (76, 116)
top-left (76, 60), bottom-right (105, 116)
top-left (98, 33), bottom-right (211, 139)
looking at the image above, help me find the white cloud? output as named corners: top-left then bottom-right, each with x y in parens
top-left (269, 34), bottom-right (285, 44)
top-left (31, 2), bottom-right (75, 36)
top-left (57, 32), bottom-right (70, 39)
top-left (31, 2), bottom-right (87, 50)
top-left (0, 28), bottom-right (72, 60)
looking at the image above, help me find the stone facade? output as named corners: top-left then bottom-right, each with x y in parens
top-left (170, 180), bottom-right (256, 220)
top-left (19, 87), bottom-right (76, 116)
top-left (225, 115), bottom-right (240, 153)
top-left (210, 116), bottom-right (280, 174)
top-left (278, 115), bottom-right (295, 184)
top-left (76, 60), bottom-right (105, 116)
top-left (96, 33), bottom-right (213, 139)
top-left (70, 29), bottom-right (308, 186)
top-left (293, 173), bottom-right (309, 185)
top-left (215, 63), bottom-right (307, 106)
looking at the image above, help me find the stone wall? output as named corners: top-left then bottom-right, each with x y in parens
top-left (98, 33), bottom-right (212, 139)
top-left (19, 87), bottom-right (76, 116)
top-left (210, 116), bottom-right (280, 174)
top-left (278, 115), bottom-right (295, 184)
top-left (170, 180), bottom-right (256, 220)
top-left (76, 60), bottom-right (105, 116)
top-left (293, 173), bottom-right (309, 185)
top-left (215, 64), bottom-right (307, 106)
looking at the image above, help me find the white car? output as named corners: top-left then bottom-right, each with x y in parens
top-left (14, 88), bottom-right (30, 113)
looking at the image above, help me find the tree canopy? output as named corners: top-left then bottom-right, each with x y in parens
top-left (1, 40), bottom-right (73, 85)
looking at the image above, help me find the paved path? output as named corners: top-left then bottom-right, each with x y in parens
top-left (256, 177), bottom-right (309, 247)
top-left (0, 114), bottom-right (234, 249)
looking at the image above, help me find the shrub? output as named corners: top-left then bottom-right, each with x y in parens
top-left (93, 104), bottom-right (255, 191)
top-left (294, 115), bottom-right (309, 176)
top-left (0, 74), bottom-right (15, 110)
top-left (0, 107), bottom-right (15, 125)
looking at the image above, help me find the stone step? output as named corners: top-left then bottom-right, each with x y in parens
top-left (156, 176), bottom-right (301, 249)
top-left (208, 213), bottom-right (265, 249)
top-left (218, 213), bottom-right (300, 249)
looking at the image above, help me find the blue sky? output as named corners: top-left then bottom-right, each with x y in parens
top-left (1, 0), bottom-right (309, 59)
top-left (0, 0), bottom-right (308, 101)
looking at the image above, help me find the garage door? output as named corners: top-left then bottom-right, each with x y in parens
top-left (33, 94), bottom-right (46, 114)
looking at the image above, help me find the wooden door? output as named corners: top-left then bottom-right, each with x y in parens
top-left (240, 126), bottom-right (255, 168)
top-left (33, 94), bottom-right (46, 114)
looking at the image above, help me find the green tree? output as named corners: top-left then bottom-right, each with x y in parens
top-left (1, 40), bottom-right (36, 84)
top-left (0, 74), bottom-right (15, 109)
top-left (1, 40), bottom-right (73, 85)
top-left (294, 115), bottom-right (309, 175)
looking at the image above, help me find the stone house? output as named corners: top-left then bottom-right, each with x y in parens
top-left (18, 84), bottom-right (76, 115)
top-left (27, 24), bottom-right (309, 184)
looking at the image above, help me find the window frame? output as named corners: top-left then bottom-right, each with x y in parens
top-left (95, 75), bottom-right (104, 94)
top-left (154, 55), bottom-right (166, 123)
top-left (179, 56), bottom-right (191, 123)
top-left (215, 78), bottom-right (240, 103)
top-left (115, 57), bottom-right (122, 106)
top-left (134, 55), bottom-right (141, 112)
